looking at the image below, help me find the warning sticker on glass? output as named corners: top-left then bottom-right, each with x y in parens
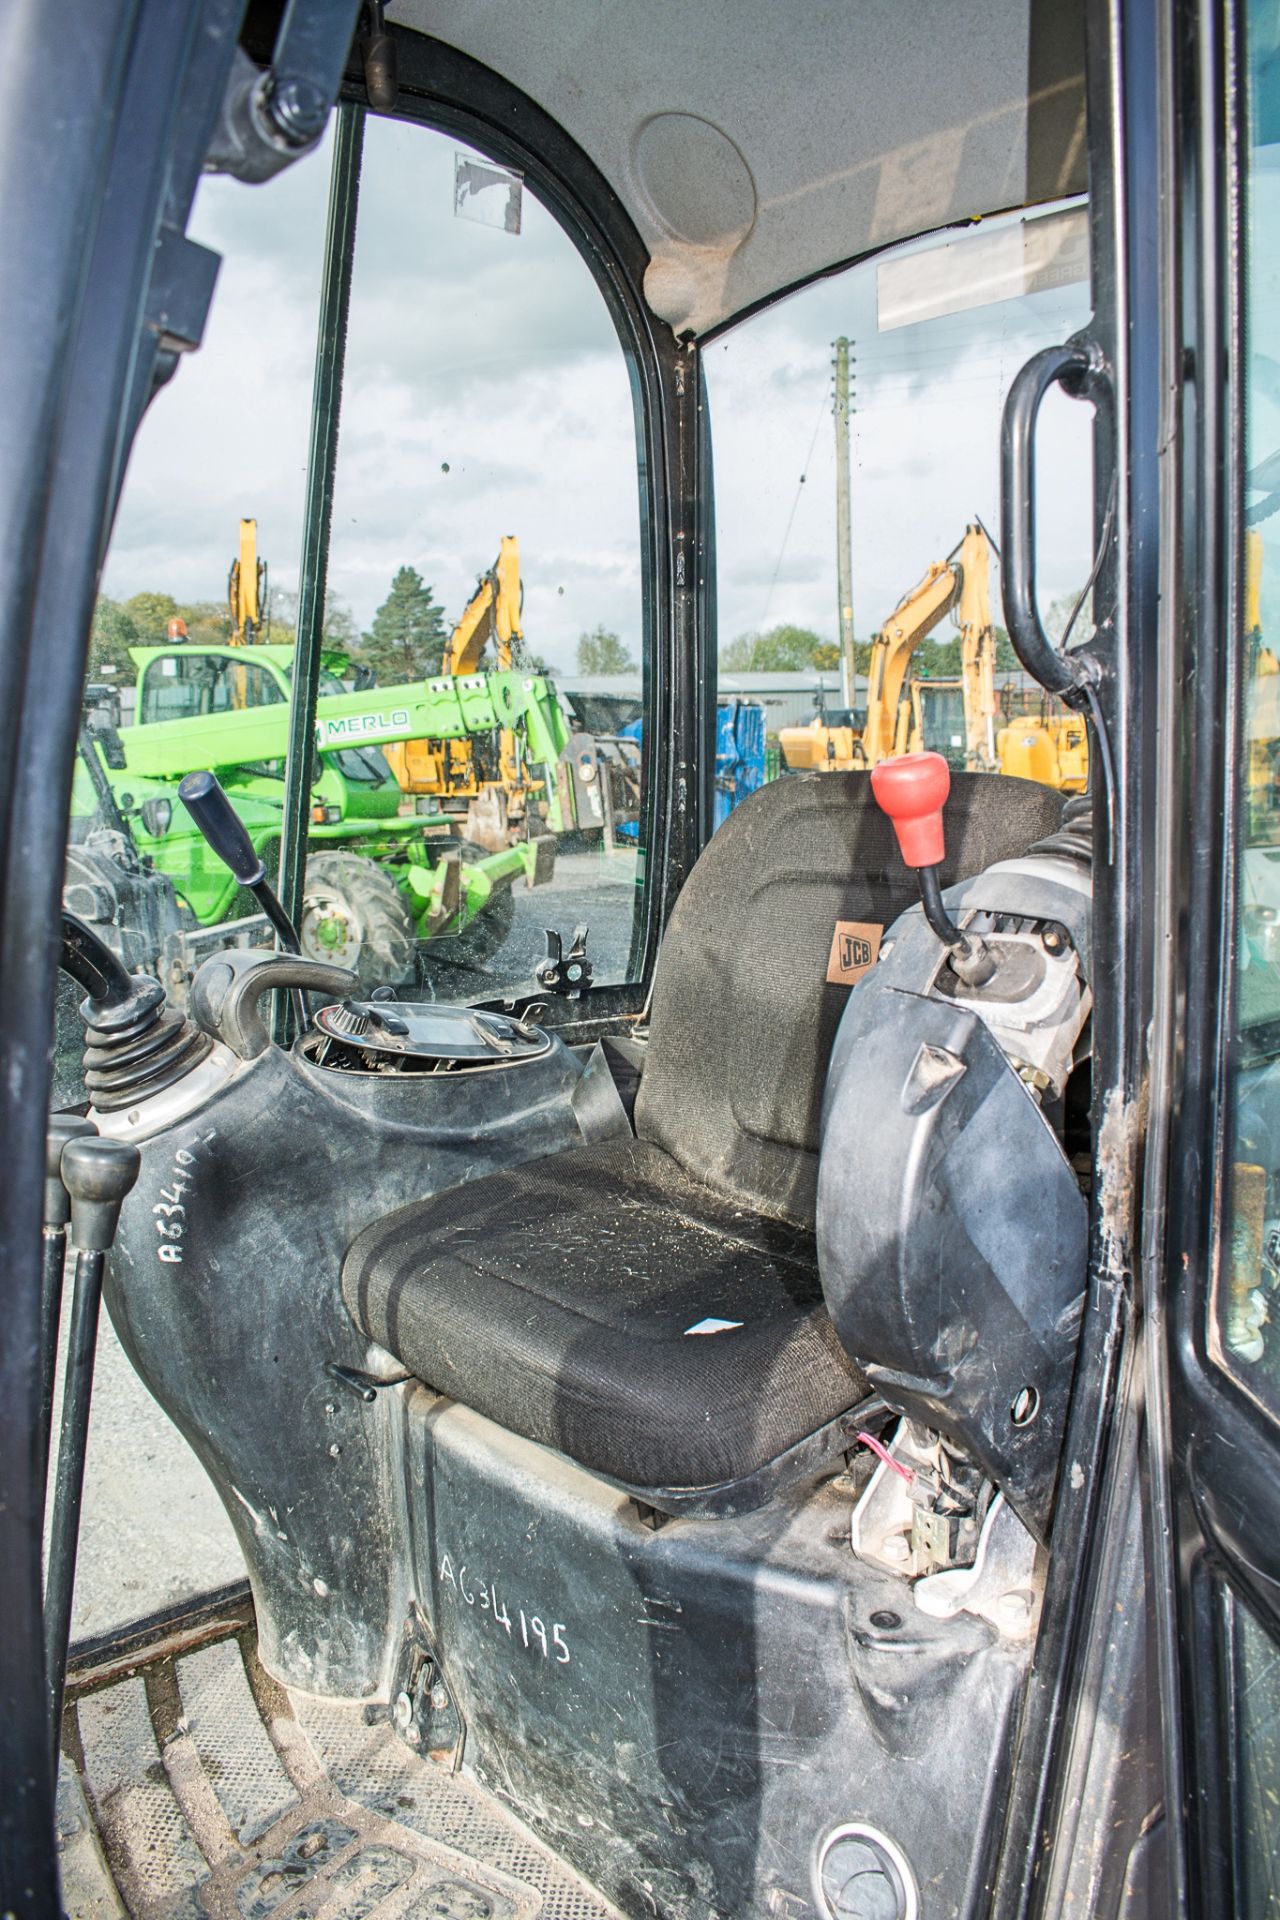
top-left (454, 154), bottom-right (524, 233)
top-left (826, 921), bottom-right (883, 986)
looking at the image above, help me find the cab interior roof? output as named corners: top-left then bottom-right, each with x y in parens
top-left (387, 0), bottom-right (1087, 337)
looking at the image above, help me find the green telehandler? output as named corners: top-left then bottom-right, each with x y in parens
top-left (72, 641), bottom-right (568, 990)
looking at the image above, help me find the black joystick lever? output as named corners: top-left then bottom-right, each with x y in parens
top-left (179, 770), bottom-right (301, 953)
top-left (38, 1115), bottom-right (97, 1503)
top-left (179, 770), bottom-right (308, 1032)
top-left (62, 911), bottom-right (213, 1112)
top-left (871, 753), bottom-right (996, 987)
top-left (44, 1134), bottom-right (141, 1779)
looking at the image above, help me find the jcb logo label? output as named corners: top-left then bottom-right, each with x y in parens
top-left (317, 708), bottom-right (410, 745)
top-left (826, 919), bottom-right (883, 987)
top-left (839, 933), bottom-right (872, 972)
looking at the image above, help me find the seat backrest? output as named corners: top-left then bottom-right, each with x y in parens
top-left (633, 769), bottom-right (1065, 1228)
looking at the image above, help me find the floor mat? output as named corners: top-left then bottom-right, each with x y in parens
top-left (57, 1615), bottom-right (621, 1920)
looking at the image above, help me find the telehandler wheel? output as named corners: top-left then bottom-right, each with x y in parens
top-left (299, 851), bottom-right (416, 993)
top-left (425, 839), bottom-right (517, 968)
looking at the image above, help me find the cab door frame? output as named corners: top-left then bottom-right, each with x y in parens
top-left (990, 0), bottom-right (1170, 1905)
top-left (0, 5), bottom-right (253, 1903)
top-left (1150, 0), bottom-right (1280, 1908)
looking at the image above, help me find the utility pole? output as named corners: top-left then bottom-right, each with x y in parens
top-left (833, 337), bottom-right (856, 709)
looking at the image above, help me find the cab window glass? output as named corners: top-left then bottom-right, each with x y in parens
top-left (140, 654), bottom-right (286, 723)
top-left (56, 131), bottom-right (333, 1119)
top-left (319, 117), bottom-right (645, 1000)
top-left (1226, 1590), bottom-right (1280, 1915)
top-left (1217, 0), bottom-right (1280, 1409)
top-left (704, 204), bottom-right (1094, 808)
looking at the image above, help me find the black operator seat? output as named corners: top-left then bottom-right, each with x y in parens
top-left (342, 772), bottom-right (1065, 1503)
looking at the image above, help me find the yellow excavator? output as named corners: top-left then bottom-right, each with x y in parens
top-left (227, 516), bottom-right (268, 646)
top-left (381, 535), bottom-right (548, 847)
top-left (782, 523), bottom-right (1092, 792)
top-left (780, 522), bottom-right (998, 773)
top-left (205, 517), bottom-right (271, 710)
top-left (1242, 526), bottom-right (1280, 839)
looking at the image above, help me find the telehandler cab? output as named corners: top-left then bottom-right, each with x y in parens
top-left (4, 2), bottom-right (1279, 1917)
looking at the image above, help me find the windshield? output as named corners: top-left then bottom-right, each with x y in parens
top-left (705, 201), bottom-right (1093, 792)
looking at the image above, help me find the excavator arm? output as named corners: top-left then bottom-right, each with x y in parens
top-left (227, 517), bottom-right (267, 648)
top-left (778, 519), bottom-right (998, 775)
top-left (860, 559), bottom-right (961, 765)
top-left (440, 534), bottom-right (523, 675)
top-left (955, 522), bottom-right (997, 771)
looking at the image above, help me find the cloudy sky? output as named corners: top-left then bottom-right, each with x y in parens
top-left (103, 113), bottom-right (1094, 673)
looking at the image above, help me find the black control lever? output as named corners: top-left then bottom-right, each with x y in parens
top-left (44, 1134), bottom-right (141, 1780)
top-left (60, 910), bottom-right (138, 1011)
top-left (179, 770), bottom-right (308, 1033)
top-left (871, 754), bottom-right (996, 987)
top-left (38, 1116), bottom-right (97, 1504)
top-left (179, 770), bottom-right (300, 952)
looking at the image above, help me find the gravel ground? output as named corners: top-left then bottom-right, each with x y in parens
top-left (427, 840), bottom-right (640, 1000)
top-left (60, 845), bottom-right (639, 1642)
top-left (55, 1305), bottom-right (245, 1643)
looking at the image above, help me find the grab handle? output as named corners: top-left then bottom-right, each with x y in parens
top-left (1000, 338), bottom-right (1104, 699)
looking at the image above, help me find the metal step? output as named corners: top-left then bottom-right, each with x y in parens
top-left (58, 1606), bottom-right (621, 1920)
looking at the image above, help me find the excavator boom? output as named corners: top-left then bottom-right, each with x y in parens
top-left (860, 559), bottom-right (960, 765)
top-left (955, 522), bottom-right (997, 770)
top-left (441, 533), bottom-right (523, 676)
top-left (227, 517), bottom-right (267, 646)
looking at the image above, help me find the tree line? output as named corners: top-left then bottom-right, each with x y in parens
top-left (89, 565), bottom-right (550, 686)
top-left (570, 621), bottom-right (1029, 681)
top-left (91, 564), bottom-right (1070, 690)
top-left (717, 622), bottom-right (1024, 679)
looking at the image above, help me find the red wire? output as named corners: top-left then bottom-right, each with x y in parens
top-left (856, 1429), bottom-right (913, 1483)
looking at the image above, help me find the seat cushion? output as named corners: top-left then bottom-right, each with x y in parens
top-left (342, 1138), bottom-right (867, 1491)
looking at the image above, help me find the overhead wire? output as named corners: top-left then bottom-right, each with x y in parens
top-left (760, 384), bottom-right (831, 628)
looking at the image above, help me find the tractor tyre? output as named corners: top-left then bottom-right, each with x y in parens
top-left (299, 851), bottom-right (416, 993)
top-left (425, 839), bottom-right (518, 968)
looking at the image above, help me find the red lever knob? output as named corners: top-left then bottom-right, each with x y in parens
top-left (870, 752), bottom-right (950, 868)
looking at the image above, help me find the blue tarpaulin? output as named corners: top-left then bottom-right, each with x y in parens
top-left (713, 698), bottom-right (766, 831)
top-left (616, 699), bottom-right (766, 838)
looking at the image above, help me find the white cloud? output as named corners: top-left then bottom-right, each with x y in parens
top-left (103, 111), bottom-right (1093, 681)
top-left (104, 116), bottom-right (643, 669)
